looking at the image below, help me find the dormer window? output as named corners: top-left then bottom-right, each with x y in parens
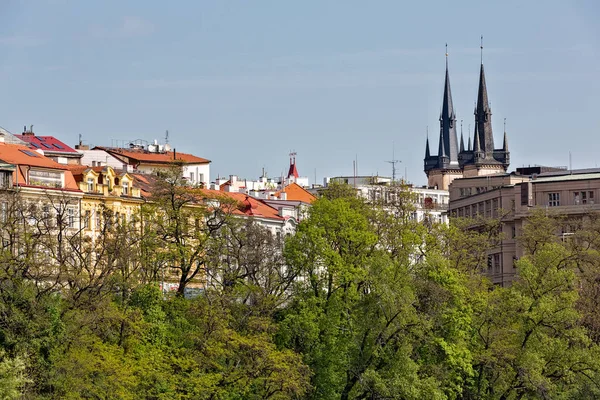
top-left (122, 181), bottom-right (129, 195)
top-left (87, 177), bottom-right (95, 192)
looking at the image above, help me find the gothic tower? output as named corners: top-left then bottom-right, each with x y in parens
top-left (458, 61), bottom-right (510, 177)
top-left (423, 51), bottom-right (463, 190)
top-left (424, 41), bottom-right (510, 188)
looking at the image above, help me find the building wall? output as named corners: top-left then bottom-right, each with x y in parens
top-left (79, 150), bottom-right (129, 169)
top-left (449, 173), bottom-right (600, 286)
top-left (426, 169), bottom-right (463, 191)
top-left (462, 164), bottom-right (507, 178)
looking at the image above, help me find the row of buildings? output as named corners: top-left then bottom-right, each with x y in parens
top-left (0, 126), bottom-right (317, 242)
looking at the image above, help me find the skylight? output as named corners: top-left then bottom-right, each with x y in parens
top-left (53, 143), bottom-right (64, 149)
top-left (41, 143), bottom-right (52, 149)
top-left (31, 143), bottom-right (41, 148)
top-left (20, 149), bottom-right (38, 157)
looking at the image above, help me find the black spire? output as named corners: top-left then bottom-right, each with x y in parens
top-left (503, 118), bottom-right (508, 151)
top-left (425, 135), bottom-right (431, 158)
top-left (438, 47), bottom-right (459, 165)
top-left (475, 63), bottom-right (494, 153)
top-left (473, 123), bottom-right (482, 152)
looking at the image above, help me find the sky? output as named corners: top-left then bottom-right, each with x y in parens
top-left (0, 0), bottom-right (598, 186)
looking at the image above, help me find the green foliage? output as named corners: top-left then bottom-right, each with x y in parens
top-left (1, 181), bottom-right (600, 399)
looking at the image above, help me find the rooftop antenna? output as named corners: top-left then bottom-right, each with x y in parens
top-left (480, 35), bottom-right (484, 64)
top-left (385, 141), bottom-right (401, 183)
top-left (165, 130), bottom-right (169, 144)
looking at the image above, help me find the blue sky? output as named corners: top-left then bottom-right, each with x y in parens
top-left (0, 0), bottom-right (598, 185)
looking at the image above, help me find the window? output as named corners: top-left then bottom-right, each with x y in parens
top-left (0, 171), bottom-right (11, 188)
top-left (574, 191), bottom-right (594, 205)
top-left (0, 202), bottom-right (7, 223)
top-left (53, 143), bottom-right (64, 149)
top-left (95, 210), bottom-right (101, 229)
top-left (493, 253), bottom-right (501, 274)
top-left (548, 192), bottom-right (560, 207)
top-left (87, 178), bottom-right (94, 192)
top-left (29, 170), bottom-right (62, 188)
top-left (42, 205), bottom-right (50, 221)
top-left (20, 149), bottom-right (38, 157)
top-left (67, 208), bottom-right (76, 229)
top-left (41, 143), bottom-right (52, 149)
top-left (122, 182), bottom-right (129, 195)
top-left (199, 173), bottom-right (205, 183)
top-left (84, 210), bottom-right (90, 229)
top-left (190, 172), bottom-right (194, 182)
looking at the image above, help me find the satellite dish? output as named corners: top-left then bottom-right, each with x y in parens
top-left (163, 143), bottom-right (171, 152)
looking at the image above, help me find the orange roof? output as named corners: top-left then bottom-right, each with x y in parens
top-left (0, 143), bottom-right (80, 191)
top-left (66, 165), bottom-right (107, 181)
top-left (277, 182), bottom-right (316, 203)
top-left (200, 189), bottom-right (284, 220)
top-left (95, 147), bottom-right (210, 165)
top-left (0, 142), bottom-right (71, 170)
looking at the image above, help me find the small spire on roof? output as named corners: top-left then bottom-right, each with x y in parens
top-left (459, 120), bottom-right (465, 152)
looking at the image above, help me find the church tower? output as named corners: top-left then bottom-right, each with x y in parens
top-left (424, 40), bottom-right (510, 188)
top-left (458, 52), bottom-right (509, 177)
top-left (423, 48), bottom-right (463, 190)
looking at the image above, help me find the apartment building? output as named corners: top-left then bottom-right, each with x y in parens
top-left (448, 167), bottom-right (600, 285)
top-left (327, 176), bottom-right (450, 224)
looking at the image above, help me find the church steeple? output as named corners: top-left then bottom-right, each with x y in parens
top-left (474, 47), bottom-right (494, 153)
top-left (503, 118), bottom-right (508, 151)
top-left (425, 134), bottom-right (431, 158)
top-left (438, 45), bottom-right (459, 165)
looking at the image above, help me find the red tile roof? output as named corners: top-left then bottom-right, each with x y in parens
top-left (0, 143), bottom-right (72, 169)
top-left (16, 135), bottom-right (80, 155)
top-left (200, 189), bottom-right (284, 220)
top-left (276, 182), bottom-right (316, 203)
top-left (0, 143), bottom-right (79, 190)
top-left (95, 147), bottom-right (210, 165)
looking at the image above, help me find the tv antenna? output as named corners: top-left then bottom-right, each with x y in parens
top-left (385, 143), bottom-right (402, 183)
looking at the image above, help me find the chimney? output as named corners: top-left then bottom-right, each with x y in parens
top-left (22, 125), bottom-right (34, 136)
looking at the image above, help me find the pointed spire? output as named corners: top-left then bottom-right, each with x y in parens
top-left (438, 127), bottom-right (447, 157)
top-left (438, 44), bottom-right (459, 164)
top-left (473, 123), bottom-right (482, 153)
top-left (475, 60), bottom-right (494, 152)
top-left (425, 128), bottom-right (431, 158)
top-left (503, 118), bottom-right (508, 151)
top-left (459, 120), bottom-right (465, 152)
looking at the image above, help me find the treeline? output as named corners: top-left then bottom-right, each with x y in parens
top-left (2, 180), bottom-right (600, 399)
